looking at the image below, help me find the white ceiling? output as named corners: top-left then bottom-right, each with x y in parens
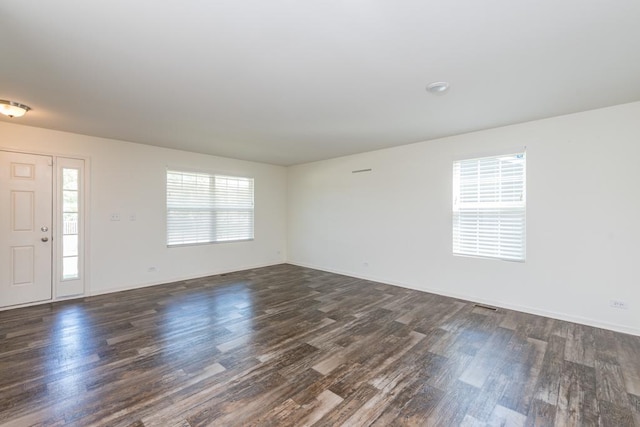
top-left (2, 1), bottom-right (640, 165)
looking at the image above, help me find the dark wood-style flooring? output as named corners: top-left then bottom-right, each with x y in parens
top-left (1, 264), bottom-right (639, 426)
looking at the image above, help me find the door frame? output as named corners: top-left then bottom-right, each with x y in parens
top-left (0, 147), bottom-right (91, 309)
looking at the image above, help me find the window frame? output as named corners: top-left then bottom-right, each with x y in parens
top-left (452, 151), bottom-right (526, 262)
top-left (166, 169), bottom-right (255, 247)
top-left (55, 156), bottom-right (87, 298)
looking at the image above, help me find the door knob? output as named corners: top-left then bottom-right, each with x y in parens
top-left (41, 237), bottom-right (49, 242)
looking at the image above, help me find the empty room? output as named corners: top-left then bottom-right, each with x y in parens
top-left (1, 1), bottom-right (639, 426)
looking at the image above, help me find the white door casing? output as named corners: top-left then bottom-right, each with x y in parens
top-left (0, 151), bottom-right (53, 307)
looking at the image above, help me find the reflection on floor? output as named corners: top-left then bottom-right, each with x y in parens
top-left (0, 264), bottom-right (639, 426)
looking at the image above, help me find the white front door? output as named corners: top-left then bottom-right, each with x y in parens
top-left (0, 151), bottom-right (53, 307)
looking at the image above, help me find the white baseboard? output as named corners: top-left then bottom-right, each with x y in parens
top-left (287, 260), bottom-right (640, 337)
top-left (0, 262), bottom-right (285, 311)
top-left (87, 261), bottom-right (285, 297)
top-left (5, 259), bottom-right (637, 338)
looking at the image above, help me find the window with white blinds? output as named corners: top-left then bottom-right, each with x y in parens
top-left (452, 152), bottom-right (526, 261)
top-left (167, 170), bottom-right (254, 246)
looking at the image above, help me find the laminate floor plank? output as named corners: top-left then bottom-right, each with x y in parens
top-left (564, 324), bottom-right (596, 368)
top-left (525, 398), bottom-right (557, 426)
top-left (532, 334), bottom-right (565, 407)
top-left (1, 264), bottom-right (639, 426)
top-left (556, 360), bottom-right (599, 426)
top-left (498, 337), bottom-right (547, 415)
top-left (616, 334), bottom-right (640, 396)
top-left (629, 394), bottom-right (640, 426)
top-left (313, 384), bottom-right (379, 427)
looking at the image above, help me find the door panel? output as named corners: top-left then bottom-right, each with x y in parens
top-left (12, 191), bottom-right (35, 230)
top-left (12, 246), bottom-right (35, 284)
top-left (0, 151), bottom-right (53, 307)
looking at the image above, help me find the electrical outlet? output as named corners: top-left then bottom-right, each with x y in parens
top-left (110, 213), bottom-right (120, 221)
top-left (610, 300), bottom-right (629, 310)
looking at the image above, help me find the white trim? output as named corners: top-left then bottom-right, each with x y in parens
top-left (167, 238), bottom-right (255, 248)
top-left (0, 261), bottom-right (284, 310)
top-left (165, 164), bottom-right (255, 181)
top-left (0, 261), bottom-right (288, 311)
top-left (287, 261), bottom-right (640, 337)
top-left (452, 151), bottom-right (526, 262)
top-left (451, 145), bottom-right (527, 162)
top-left (87, 261), bottom-right (282, 297)
top-left (0, 147), bottom-right (91, 303)
top-left (55, 157), bottom-right (86, 298)
top-left (166, 169), bottom-right (255, 246)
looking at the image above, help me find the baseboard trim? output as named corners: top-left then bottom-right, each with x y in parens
top-left (87, 261), bottom-right (285, 297)
top-left (0, 262), bottom-right (286, 311)
top-left (287, 261), bottom-right (640, 337)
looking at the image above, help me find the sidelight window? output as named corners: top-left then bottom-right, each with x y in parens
top-left (61, 168), bottom-right (80, 279)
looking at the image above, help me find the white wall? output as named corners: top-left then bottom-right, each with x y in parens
top-left (288, 102), bottom-right (640, 336)
top-left (1, 122), bottom-right (287, 296)
top-left (3, 102), bottom-right (639, 335)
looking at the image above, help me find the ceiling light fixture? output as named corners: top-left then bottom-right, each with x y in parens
top-left (426, 81), bottom-right (450, 95)
top-left (0, 100), bottom-right (31, 118)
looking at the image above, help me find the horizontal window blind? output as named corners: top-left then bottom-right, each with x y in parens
top-left (167, 170), bottom-right (254, 246)
top-left (453, 152), bottom-right (526, 261)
